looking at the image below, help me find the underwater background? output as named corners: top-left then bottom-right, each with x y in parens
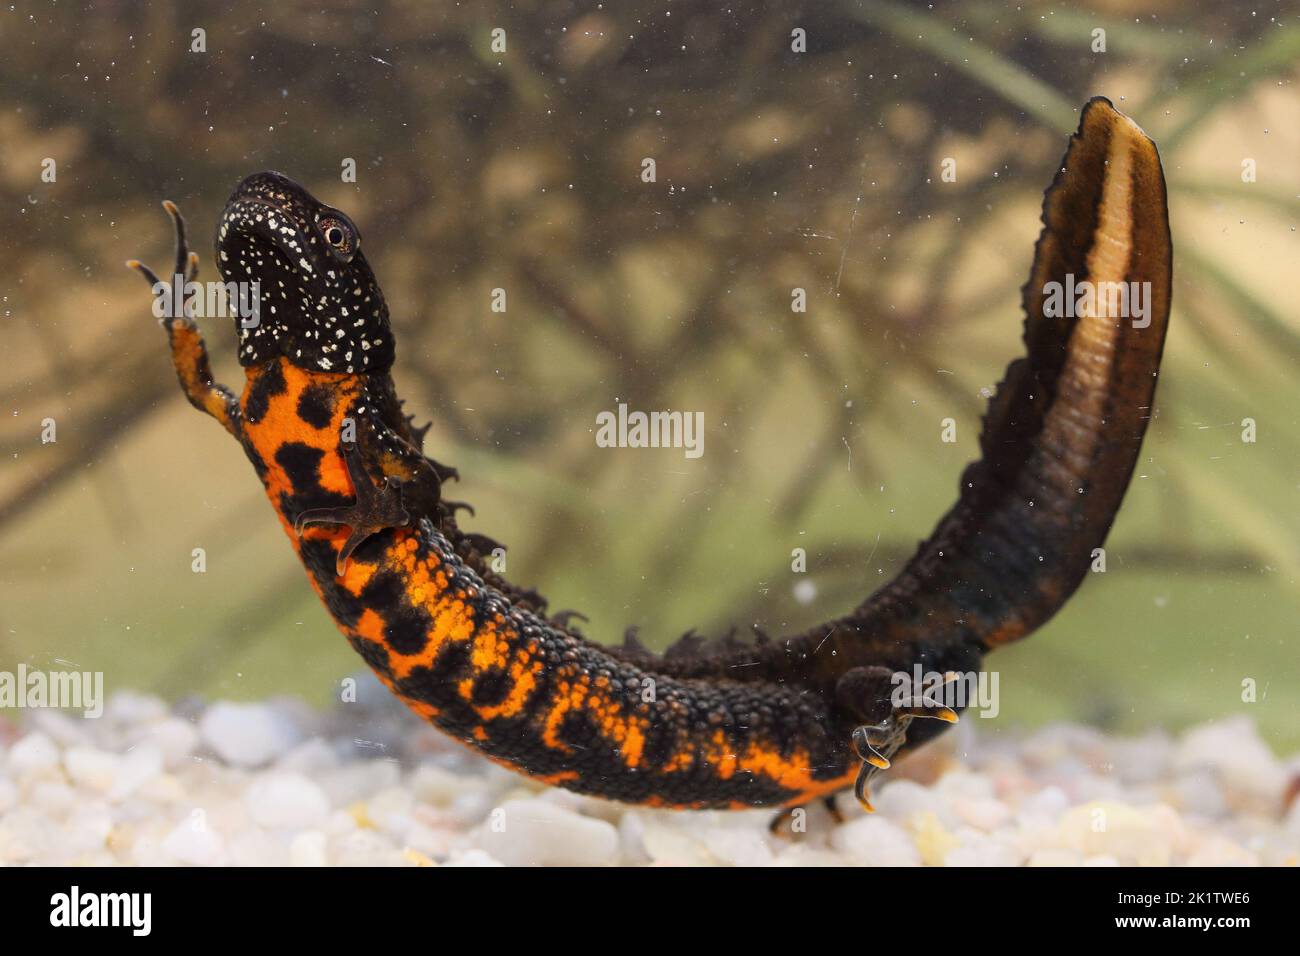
top-left (1, 0), bottom-right (1297, 752)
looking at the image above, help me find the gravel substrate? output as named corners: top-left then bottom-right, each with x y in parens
top-left (1, 680), bottom-right (1296, 866)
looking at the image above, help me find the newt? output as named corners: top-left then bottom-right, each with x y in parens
top-left (128, 96), bottom-right (1171, 812)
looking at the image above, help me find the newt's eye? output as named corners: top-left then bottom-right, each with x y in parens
top-left (318, 215), bottom-right (358, 262)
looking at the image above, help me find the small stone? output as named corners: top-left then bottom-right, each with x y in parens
top-left (1185, 837), bottom-right (1258, 867)
top-left (1169, 767), bottom-right (1228, 818)
top-left (276, 738), bottom-right (340, 774)
top-left (618, 811), bottom-right (650, 866)
top-left (8, 732), bottom-right (60, 776)
top-left (445, 848), bottom-right (504, 867)
top-left (409, 764), bottom-right (468, 805)
top-left (161, 819), bottom-right (226, 866)
top-left (945, 828), bottom-right (1025, 867)
top-left (320, 759), bottom-right (402, 807)
top-left (912, 810), bottom-right (961, 866)
top-left (28, 711), bottom-right (91, 748)
top-left (245, 773), bottom-right (330, 829)
top-left (831, 815), bottom-right (921, 866)
top-left (874, 778), bottom-right (957, 827)
top-left (641, 819), bottom-right (713, 866)
top-left (199, 702), bottom-right (301, 768)
top-left (290, 830), bottom-right (329, 866)
top-left (105, 692), bottom-right (169, 726)
top-left (956, 797), bottom-right (1012, 831)
top-left (366, 787), bottom-right (416, 834)
top-left (936, 770), bottom-right (995, 801)
top-left (1027, 848), bottom-right (1084, 866)
top-left (1173, 717), bottom-right (1286, 801)
top-left (31, 780), bottom-right (78, 814)
top-left (1108, 730), bottom-right (1174, 784)
top-left (63, 803), bottom-right (114, 856)
top-left (473, 799), bottom-right (619, 866)
top-left (228, 830), bottom-right (290, 866)
top-left (1018, 785), bottom-right (1071, 822)
top-left (64, 746), bottom-right (122, 793)
top-left (1058, 802), bottom-right (1177, 866)
top-left (108, 745), bottom-right (164, 802)
top-left (138, 718), bottom-right (199, 767)
top-left (703, 827), bottom-right (774, 867)
top-left (773, 845), bottom-right (846, 867)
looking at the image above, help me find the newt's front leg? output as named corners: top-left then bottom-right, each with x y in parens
top-left (295, 439), bottom-right (410, 576)
top-left (127, 202), bottom-right (243, 440)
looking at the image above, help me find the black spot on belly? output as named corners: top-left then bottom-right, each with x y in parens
top-left (359, 569), bottom-right (433, 655)
top-left (557, 708), bottom-right (602, 752)
top-left (396, 644), bottom-right (479, 727)
top-left (640, 721), bottom-right (682, 769)
top-left (296, 383), bottom-right (335, 429)
top-left (275, 442), bottom-right (326, 495)
top-left (243, 359), bottom-right (286, 424)
top-left (384, 603), bottom-right (431, 656)
top-left (470, 669), bottom-right (514, 708)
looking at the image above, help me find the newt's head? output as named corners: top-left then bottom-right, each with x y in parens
top-left (216, 171), bottom-right (394, 373)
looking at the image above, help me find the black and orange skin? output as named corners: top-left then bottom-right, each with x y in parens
top-left (130, 97), bottom-right (1172, 810)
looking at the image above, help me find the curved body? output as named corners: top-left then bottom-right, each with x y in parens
top-left (130, 97), bottom-right (1172, 809)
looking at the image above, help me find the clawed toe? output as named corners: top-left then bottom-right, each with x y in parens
top-left (126, 200), bottom-right (197, 327)
top-left (294, 443), bottom-right (410, 576)
top-left (849, 678), bottom-right (962, 813)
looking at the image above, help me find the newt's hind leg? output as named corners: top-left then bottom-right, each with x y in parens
top-left (767, 794), bottom-right (845, 838)
top-left (837, 666), bottom-right (960, 813)
top-left (127, 201), bottom-right (242, 440)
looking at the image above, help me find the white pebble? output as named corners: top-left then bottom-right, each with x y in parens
top-left (956, 797), bottom-right (1012, 831)
top-left (1185, 837), bottom-right (1259, 867)
top-left (831, 815), bottom-right (921, 866)
top-left (138, 717), bottom-right (199, 767)
top-left (1174, 717), bottom-right (1286, 802)
top-left (290, 830), bottom-right (329, 866)
top-left (108, 745), bottom-right (164, 802)
top-left (105, 691), bottom-right (169, 726)
top-left (199, 702), bottom-right (301, 768)
top-left (245, 773), bottom-right (330, 829)
top-left (8, 732), bottom-right (60, 776)
top-left (161, 818), bottom-right (227, 866)
top-left (64, 746), bottom-right (122, 793)
top-left (1027, 848), bottom-right (1084, 866)
top-left (63, 803), bottom-right (114, 855)
top-left (445, 848), bottom-right (503, 867)
top-left (703, 827), bottom-right (774, 867)
top-left (473, 799), bottom-right (619, 866)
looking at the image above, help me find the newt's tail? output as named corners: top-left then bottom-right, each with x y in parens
top-left (844, 96), bottom-right (1173, 654)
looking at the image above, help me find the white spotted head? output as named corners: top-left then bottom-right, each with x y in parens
top-left (215, 171), bottom-right (394, 373)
